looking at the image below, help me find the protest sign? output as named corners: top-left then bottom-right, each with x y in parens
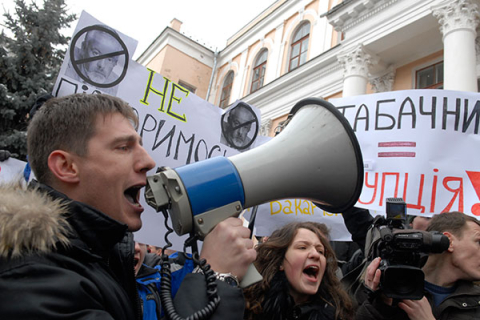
top-left (52, 11), bottom-right (480, 247)
top-left (0, 158), bottom-right (28, 183)
top-left (331, 90), bottom-right (480, 217)
top-left (53, 11), bottom-right (266, 248)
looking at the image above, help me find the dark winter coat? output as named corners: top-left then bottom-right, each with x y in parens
top-left (0, 181), bottom-right (247, 320)
top-left (246, 271), bottom-right (338, 320)
top-left (0, 181), bottom-right (141, 320)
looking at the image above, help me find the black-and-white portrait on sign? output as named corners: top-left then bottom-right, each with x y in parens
top-left (220, 101), bottom-right (259, 151)
top-left (65, 24), bottom-right (129, 95)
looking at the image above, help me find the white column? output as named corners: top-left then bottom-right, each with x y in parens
top-left (338, 44), bottom-right (378, 97)
top-left (433, 0), bottom-right (480, 92)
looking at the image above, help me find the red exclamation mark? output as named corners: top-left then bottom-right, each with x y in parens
top-left (466, 171), bottom-right (480, 216)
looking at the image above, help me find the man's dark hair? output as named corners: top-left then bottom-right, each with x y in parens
top-left (427, 211), bottom-right (480, 238)
top-left (27, 94), bottom-right (138, 185)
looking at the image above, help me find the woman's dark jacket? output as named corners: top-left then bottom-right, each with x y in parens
top-left (246, 271), bottom-right (337, 320)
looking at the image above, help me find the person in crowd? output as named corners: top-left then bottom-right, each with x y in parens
top-left (134, 242), bottom-right (194, 319)
top-left (0, 93), bottom-right (256, 319)
top-left (357, 211), bottom-right (480, 320)
top-left (244, 221), bottom-right (355, 320)
top-left (148, 244), bottom-right (175, 255)
top-left (407, 215), bottom-right (431, 231)
top-left (0, 150), bottom-right (11, 162)
top-left (339, 206), bottom-right (434, 308)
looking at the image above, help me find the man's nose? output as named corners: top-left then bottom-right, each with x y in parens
top-left (136, 146), bottom-right (156, 173)
top-left (96, 58), bottom-right (106, 69)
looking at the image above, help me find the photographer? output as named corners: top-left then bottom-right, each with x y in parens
top-left (357, 211), bottom-right (480, 320)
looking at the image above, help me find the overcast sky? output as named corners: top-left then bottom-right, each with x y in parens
top-left (1, 0), bottom-right (276, 59)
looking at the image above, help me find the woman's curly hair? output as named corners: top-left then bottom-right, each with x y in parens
top-left (244, 221), bottom-right (354, 320)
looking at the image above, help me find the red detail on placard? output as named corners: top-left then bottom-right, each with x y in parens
top-left (466, 171), bottom-right (480, 216)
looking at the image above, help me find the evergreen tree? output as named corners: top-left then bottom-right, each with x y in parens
top-left (0, 0), bottom-right (76, 160)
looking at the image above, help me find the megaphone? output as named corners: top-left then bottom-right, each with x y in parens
top-left (144, 97), bottom-right (364, 285)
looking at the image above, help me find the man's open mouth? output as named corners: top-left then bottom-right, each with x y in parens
top-left (124, 185), bottom-right (142, 206)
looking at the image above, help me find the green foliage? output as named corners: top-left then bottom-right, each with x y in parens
top-left (0, 0), bottom-right (76, 160)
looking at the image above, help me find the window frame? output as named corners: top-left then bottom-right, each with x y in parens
top-left (220, 71), bottom-right (234, 108)
top-left (289, 22), bottom-right (310, 72)
top-left (250, 49), bottom-right (268, 93)
top-left (415, 61), bottom-right (444, 89)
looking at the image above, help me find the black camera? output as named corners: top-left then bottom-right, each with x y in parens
top-left (369, 198), bottom-right (449, 300)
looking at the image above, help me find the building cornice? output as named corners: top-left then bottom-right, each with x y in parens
top-left (136, 27), bottom-right (214, 66)
top-left (324, 0), bottom-right (397, 32)
top-left (220, 1), bottom-right (306, 59)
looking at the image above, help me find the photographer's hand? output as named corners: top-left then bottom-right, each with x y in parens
top-left (398, 297), bottom-right (435, 320)
top-left (365, 257), bottom-right (382, 291)
top-left (365, 257), bottom-right (396, 306)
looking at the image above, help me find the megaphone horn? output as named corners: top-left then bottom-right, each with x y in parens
top-left (145, 97), bottom-right (364, 239)
top-left (231, 97), bottom-right (364, 213)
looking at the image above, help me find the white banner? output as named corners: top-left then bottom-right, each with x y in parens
top-left (52, 12), bottom-right (480, 248)
top-left (0, 158), bottom-right (27, 183)
top-left (331, 90), bottom-right (480, 217)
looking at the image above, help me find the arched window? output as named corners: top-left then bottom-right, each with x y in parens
top-left (289, 22), bottom-right (310, 71)
top-left (251, 49), bottom-right (268, 93)
top-left (220, 71), bottom-right (234, 108)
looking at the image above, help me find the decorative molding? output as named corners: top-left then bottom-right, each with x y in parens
top-left (260, 118), bottom-right (273, 136)
top-left (370, 67), bottom-right (396, 92)
top-left (326, 0), bottom-right (397, 32)
top-left (299, 8), bottom-right (305, 21)
top-left (342, 0), bottom-right (397, 32)
top-left (433, 0), bottom-right (480, 38)
top-left (337, 44), bottom-right (379, 78)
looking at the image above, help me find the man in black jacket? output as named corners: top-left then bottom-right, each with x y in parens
top-left (358, 211), bottom-right (480, 320)
top-left (0, 93), bottom-right (256, 319)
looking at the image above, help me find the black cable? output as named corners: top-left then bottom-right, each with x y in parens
top-left (159, 208), bottom-right (220, 320)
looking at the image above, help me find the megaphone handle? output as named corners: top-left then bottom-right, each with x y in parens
top-left (248, 205), bottom-right (259, 238)
top-left (239, 263), bottom-right (263, 288)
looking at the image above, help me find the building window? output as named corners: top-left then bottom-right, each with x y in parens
top-left (289, 22), bottom-right (310, 71)
top-left (220, 71), bottom-right (234, 108)
top-left (251, 49), bottom-right (268, 93)
top-left (178, 80), bottom-right (196, 94)
top-left (416, 61), bottom-right (443, 89)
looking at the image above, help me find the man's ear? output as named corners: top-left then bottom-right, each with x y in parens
top-left (443, 231), bottom-right (455, 253)
top-left (48, 150), bottom-right (80, 184)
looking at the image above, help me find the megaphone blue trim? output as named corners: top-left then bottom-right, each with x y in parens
top-left (175, 156), bottom-right (245, 217)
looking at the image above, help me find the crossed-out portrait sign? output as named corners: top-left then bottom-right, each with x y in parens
top-left (69, 25), bottom-right (129, 88)
top-left (55, 13), bottom-right (137, 97)
top-left (220, 101), bottom-right (260, 151)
